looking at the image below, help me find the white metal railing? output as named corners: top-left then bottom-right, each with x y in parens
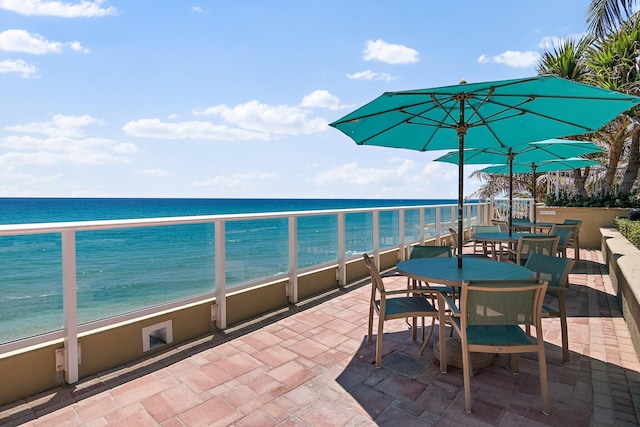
top-left (0, 201), bottom-right (489, 382)
top-left (491, 197), bottom-right (535, 221)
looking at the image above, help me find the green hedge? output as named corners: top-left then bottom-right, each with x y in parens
top-left (545, 191), bottom-right (640, 208)
top-left (615, 217), bottom-right (640, 249)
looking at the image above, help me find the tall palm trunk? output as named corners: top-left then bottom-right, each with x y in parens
top-left (602, 121), bottom-right (629, 194)
top-left (621, 125), bottom-right (640, 192)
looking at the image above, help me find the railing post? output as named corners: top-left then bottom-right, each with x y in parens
top-left (337, 213), bottom-right (346, 287)
top-left (215, 221), bottom-right (227, 329)
top-left (288, 216), bottom-right (298, 303)
top-left (419, 208), bottom-right (425, 244)
top-left (373, 210), bottom-right (380, 266)
top-left (61, 230), bottom-right (79, 384)
top-left (398, 209), bottom-right (405, 261)
top-left (435, 207), bottom-right (441, 244)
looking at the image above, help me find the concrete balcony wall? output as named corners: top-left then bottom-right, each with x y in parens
top-left (601, 227), bottom-right (640, 356)
top-left (538, 206), bottom-right (629, 248)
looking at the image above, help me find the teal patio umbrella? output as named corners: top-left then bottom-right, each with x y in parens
top-left (434, 139), bottom-right (604, 233)
top-left (478, 157), bottom-right (603, 223)
top-left (329, 75), bottom-right (640, 266)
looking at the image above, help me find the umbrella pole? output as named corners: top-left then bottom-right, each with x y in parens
top-left (532, 164), bottom-right (537, 224)
top-left (457, 136), bottom-right (464, 268)
top-left (456, 98), bottom-right (466, 269)
top-left (508, 149), bottom-right (514, 237)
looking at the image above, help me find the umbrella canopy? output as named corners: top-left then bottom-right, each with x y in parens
top-left (434, 139), bottom-right (604, 231)
top-left (479, 157), bottom-right (603, 223)
top-left (479, 157), bottom-right (602, 174)
top-left (329, 75), bottom-right (640, 267)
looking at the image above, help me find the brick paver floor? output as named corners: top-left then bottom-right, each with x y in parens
top-left (1, 248), bottom-right (639, 426)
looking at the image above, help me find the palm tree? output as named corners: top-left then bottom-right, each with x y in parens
top-left (536, 36), bottom-right (595, 196)
top-left (587, 0), bottom-right (638, 38)
top-left (585, 17), bottom-right (640, 193)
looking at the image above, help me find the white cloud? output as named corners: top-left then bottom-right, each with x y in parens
top-left (301, 90), bottom-right (343, 110)
top-left (0, 0), bottom-right (117, 17)
top-left (193, 172), bottom-right (277, 187)
top-left (1, 114), bottom-right (137, 169)
top-left (538, 34), bottom-right (585, 50)
top-left (138, 169), bottom-right (169, 177)
top-left (192, 6), bottom-right (202, 13)
top-left (477, 50), bottom-right (540, 68)
top-left (180, 98), bottom-right (328, 138)
top-left (363, 39), bottom-right (419, 64)
top-left (123, 118), bottom-right (272, 141)
top-left (0, 29), bottom-right (88, 54)
top-left (347, 70), bottom-right (396, 81)
top-left (5, 114), bottom-right (104, 137)
top-left (0, 59), bottom-right (37, 77)
top-left (314, 159), bottom-right (418, 186)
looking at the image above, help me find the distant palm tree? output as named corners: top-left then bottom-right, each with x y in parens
top-left (536, 37), bottom-right (595, 196)
top-left (587, 0), bottom-right (638, 38)
top-left (585, 16), bottom-right (640, 193)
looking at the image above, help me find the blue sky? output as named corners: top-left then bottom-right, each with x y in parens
top-left (0, 0), bottom-right (592, 199)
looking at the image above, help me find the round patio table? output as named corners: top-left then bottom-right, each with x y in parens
top-left (397, 257), bottom-right (533, 369)
top-left (396, 257), bottom-right (532, 287)
top-left (511, 220), bottom-right (555, 232)
top-left (472, 232), bottom-right (549, 261)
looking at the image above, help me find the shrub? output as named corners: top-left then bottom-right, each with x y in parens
top-left (614, 217), bottom-right (640, 249)
top-left (545, 191), bottom-right (640, 208)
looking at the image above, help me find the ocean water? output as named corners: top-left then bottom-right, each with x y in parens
top-left (0, 198), bottom-right (459, 344)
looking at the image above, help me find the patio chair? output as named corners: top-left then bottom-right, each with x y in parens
top-left (512, 235), bottom-right (559, 265)
top-left (445, 278), bottom-right (549, 414)
top-left (363, 253), bottom-right (445, 368)
top-left (449, 228), bottom-right (491, 259)
top-left (472, 225), bottom-right (500, 256)
top-left (491, 219), bottom-right (510, 232)
top-left (406, 245), bottom-right (456, 341)
top-left (549, 224), bottom-right (576, 258)
top-left (525, 253), bottom-right (575, 363)
top-left (563, 219), bottom-right (582, 260)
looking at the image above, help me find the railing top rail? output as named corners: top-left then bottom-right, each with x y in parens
top-left (0, 202), bottom-right (488, 236)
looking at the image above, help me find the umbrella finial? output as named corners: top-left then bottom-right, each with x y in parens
top-left (459, 78), bottom-right (467, 84)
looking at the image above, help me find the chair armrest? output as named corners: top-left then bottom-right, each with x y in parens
top-left (441, 293), bottom-right (460, 316)
top-left (382, 288), bottom-right (441, 297)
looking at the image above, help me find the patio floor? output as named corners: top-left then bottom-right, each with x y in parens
top-left (1, 248), bottom-right (639, 426)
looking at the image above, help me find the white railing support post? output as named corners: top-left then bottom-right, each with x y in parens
top-left (61, 230), bottom-right (79, 384)
top-left (288, 217), bottom-right (298, 303)
top-left (398, 209), bottom-right (406, 261)
top-left (419, 208), bottom-right (425, 244)
top-left (435, 208), bottom-right (442, 244)
top-left (373, 210), bottom-right (380, 266)
top-left (337, 213), bottom-right (346, 287)
top-left (214, 221), bottom-right (227, 329)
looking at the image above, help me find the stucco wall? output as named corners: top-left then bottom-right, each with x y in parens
top-left (537, 206), bottom-right (630, 249)
top-left (601, 227), bottom-right (640, 357)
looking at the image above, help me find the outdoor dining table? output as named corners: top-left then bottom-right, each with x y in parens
top-left (396, 257), bottom-right (532, 287)
top-left (396, 257), bottom-right (533, 369)
top-left (511, 220), bottom-right (556, 233)
top-left (472, 231), bottom-right (550, 260)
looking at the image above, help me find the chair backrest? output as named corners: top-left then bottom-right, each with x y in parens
top-left (409, 245), bottom-right (452, 259)
top-left (516, 235), bottom-right (559, 264)
top-left (448, 228), bottom-right (459, 251)
top-left (491, 220), bottom-right (510, 232)
top-left (473, 225), bottom-right (500, 234)
top-left (550, 224), bottom-right (578, 247)
top-left (549, 225), bottom-right (573, 247)
top-left (363, 253), bottom-right (385, 297)
top-left (525, 253), bottom-right (574, 292)
top-left (563, 218), bottom-right (583, 232)
top-left (460, 279), bottom-right (546, 327)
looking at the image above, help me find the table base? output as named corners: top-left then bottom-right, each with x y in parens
top-left (433, 338), bottom-right (493, 369)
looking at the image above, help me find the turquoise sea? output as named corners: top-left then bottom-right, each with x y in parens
top-left (0, 198), bottom-right (459, 344)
